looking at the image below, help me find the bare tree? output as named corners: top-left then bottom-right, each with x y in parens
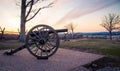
top-left (100, 13), bottom-right (120, 40)
top-left (17, 28), bottom-right (28, 40)
top-left (18, 0), bottom-right (54, 42)
top-left (65, 23), bottom-right (76, 39)
top-left (0, 27), bottom-right (5, 40)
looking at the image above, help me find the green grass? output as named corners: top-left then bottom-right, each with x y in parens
top-left (60, 39), bottom-right (120, 57)
top-left (101, 47), bottom-right (120, 56)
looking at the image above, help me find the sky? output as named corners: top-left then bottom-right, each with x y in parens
top-left (0, 0), bottom-right (120, 33)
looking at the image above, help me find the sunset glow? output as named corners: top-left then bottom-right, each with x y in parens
top-left (0, 0), bottom-right (120, 33)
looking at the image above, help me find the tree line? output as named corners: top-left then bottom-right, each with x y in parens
top-left (65, 13), bottom-right (120, 40)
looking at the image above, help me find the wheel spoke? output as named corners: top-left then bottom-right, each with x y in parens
top-left (36, 27), bottom-right (42, 38)
top-left (34, 48), bottom-right (39, 55)
top-left (46, 42), bottom-right (56, 49)
top-left (31, 31), bottom-right (40, 40)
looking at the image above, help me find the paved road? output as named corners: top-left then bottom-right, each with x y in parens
top-left (0, 48), bottom-right (103, 71)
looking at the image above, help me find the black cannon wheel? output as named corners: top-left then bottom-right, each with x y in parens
top-left (26, 24), bottom-right (59, 59)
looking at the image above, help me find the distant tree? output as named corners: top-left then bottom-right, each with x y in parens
top-left (17, 0), bottom-right (54, 42)
top-left (100, 13), bottom-right (120, 40)
top-left (0, 27), bottom-right (5, 40)
top-left (65, 23), bottom-right (76, 39)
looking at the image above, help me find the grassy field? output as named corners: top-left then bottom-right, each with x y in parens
top-left (0, 39), bottom-right (120, 57)
top-left (60, 39), bottom-right (120, 57)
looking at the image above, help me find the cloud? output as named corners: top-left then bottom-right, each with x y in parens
top-left (55, 0), bottom-right (120, 25)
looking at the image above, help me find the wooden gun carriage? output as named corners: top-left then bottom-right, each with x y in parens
top-left (4, 24), bottom-right (68, 59)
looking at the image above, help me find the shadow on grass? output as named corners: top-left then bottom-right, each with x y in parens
top-left (83, 56), bottom-right (120, 71)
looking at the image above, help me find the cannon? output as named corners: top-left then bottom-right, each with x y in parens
top-left (4, 24), bottom-right (68, 59)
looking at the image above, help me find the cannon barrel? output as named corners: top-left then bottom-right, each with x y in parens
top-left (50, 29), bottom-right (68, 33)
top-left (30, 29), bottom-right (68, 36)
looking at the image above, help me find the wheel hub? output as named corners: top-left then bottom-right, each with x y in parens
top-left (39, 38), bottom-right (46, 45)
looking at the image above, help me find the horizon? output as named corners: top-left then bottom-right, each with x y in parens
top-left (0, 0), bottom-right (120, 33)
top-left (2, 30), bottom-right (120, 35)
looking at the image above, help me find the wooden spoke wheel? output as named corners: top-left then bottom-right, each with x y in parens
top-left (26, 24), bottom-right (59, 59)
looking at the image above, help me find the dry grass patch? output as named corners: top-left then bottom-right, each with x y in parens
top-left (0, 40), bottom-right (24, 50)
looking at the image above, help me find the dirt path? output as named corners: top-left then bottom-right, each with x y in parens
top-left (0, 48), bottom-right (103, 71)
